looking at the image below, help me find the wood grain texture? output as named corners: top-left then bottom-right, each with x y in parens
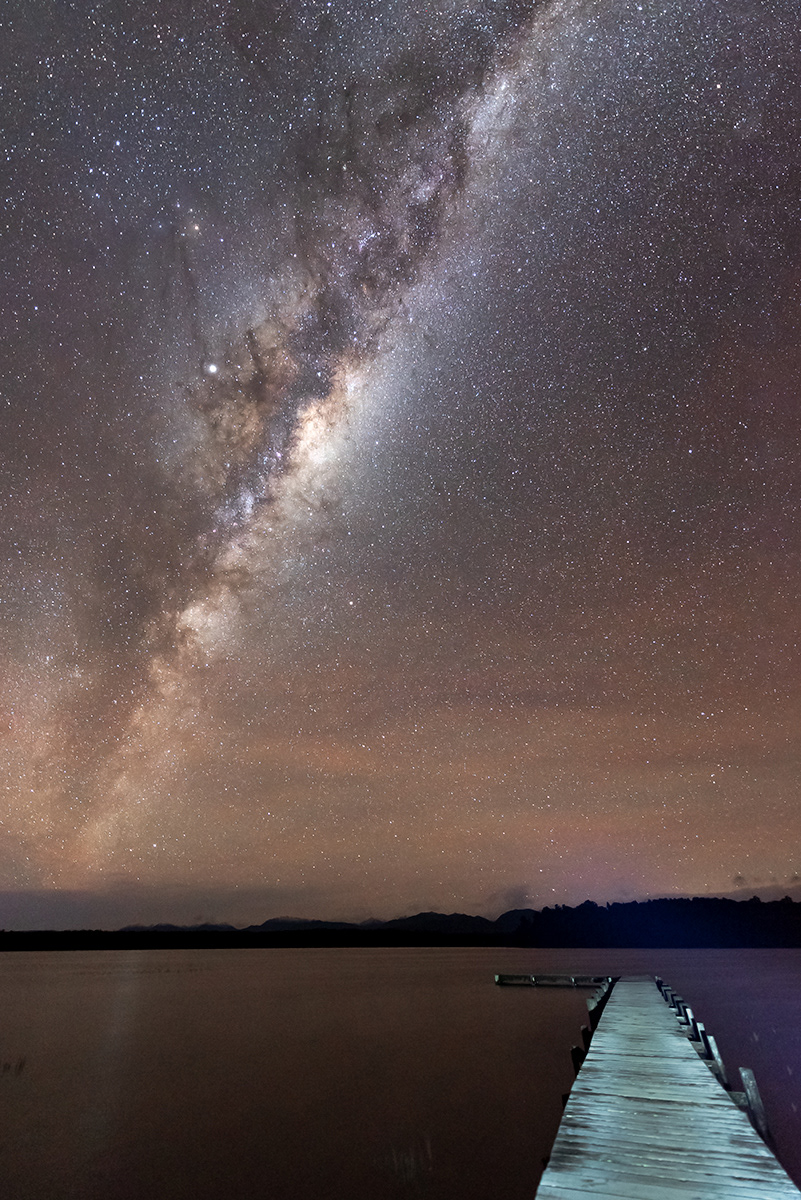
top-left (535, 977), bottom-right (801, 1199)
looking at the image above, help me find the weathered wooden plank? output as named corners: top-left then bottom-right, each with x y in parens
top-left (539, 1174), bottom-right (786, 1200)
top-left (535, 976), bottom-right (801, 1199)
top-left (494, 973), bottom-right (612, 987)
top-left (552, 1140), bottom-right (788, 1181)
top-left (548, 1137), bottom-right (794, 1184)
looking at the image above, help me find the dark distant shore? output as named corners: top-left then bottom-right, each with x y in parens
top-left (4, 895), bottom-right (801, 950)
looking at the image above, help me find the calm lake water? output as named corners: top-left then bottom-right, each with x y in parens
top-left (1, 946), bottom-right (800, 1198)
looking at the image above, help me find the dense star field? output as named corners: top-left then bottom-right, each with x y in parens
top-left (2, 0), bottom-right (801, 929)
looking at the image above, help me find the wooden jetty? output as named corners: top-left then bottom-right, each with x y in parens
top-left (536, 975), bottom-right (801, 1199)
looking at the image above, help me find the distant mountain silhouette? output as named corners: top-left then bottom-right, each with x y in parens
top-left (246, 918), bottom-right (360, 932)
top-left (121, 922), bottom-right (239, 933)
top-left (381, 911), bottom-right (497, 935)
top-left (5, 895), bottom-right (801, 949)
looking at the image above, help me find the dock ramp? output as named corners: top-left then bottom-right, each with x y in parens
top-left (536, 975), bottom-right (801, 1199)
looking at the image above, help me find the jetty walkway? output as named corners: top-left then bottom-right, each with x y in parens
top-left (535, 975), bottom-right (801, 1199)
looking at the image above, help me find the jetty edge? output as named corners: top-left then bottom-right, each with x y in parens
top-left (533, 974), bottom-right (801, 1199)
top-left (494, 974), bottom-right (615, 988)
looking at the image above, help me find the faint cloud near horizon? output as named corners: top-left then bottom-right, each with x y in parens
top-left (484, 884), bottom-right (534, 916)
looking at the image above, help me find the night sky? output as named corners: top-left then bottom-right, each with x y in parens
top-left (3, 0), bottom-right (801, 929)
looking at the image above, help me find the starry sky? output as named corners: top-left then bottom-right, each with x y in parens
top-left (2, 0), bottom-right (801, 929)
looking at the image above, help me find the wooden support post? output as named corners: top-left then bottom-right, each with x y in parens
top-left (570, 1044), bottom-right (586, 1075)
top-left (586, 977), bottom-right (616, 1030)
top-left (740, 1067), bottom-right (770, 1141)
top-left (581, 1024), bottom-right (592, 1051)
top-left (683, 1005), bottom-right (700, 1041)
top-left (697, 1021), bottom-right (712, 1058)
top-left (707, 1033), bottom-right (729, 1087)
top-left (696, 1024), bottom-right (728, 1087)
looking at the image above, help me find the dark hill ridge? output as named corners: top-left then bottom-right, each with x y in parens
top-left (5, 895), bottom-right (801, 948)
top-left (247, 918), bottom-right (358, 932)
top-left (381, 911), bottom-right (497, 934)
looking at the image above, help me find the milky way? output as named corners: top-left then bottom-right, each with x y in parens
top-left (3, 0), bottom-right (801, 928)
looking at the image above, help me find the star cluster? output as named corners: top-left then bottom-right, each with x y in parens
top-left (2, 0), bottom-right (801, 928)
